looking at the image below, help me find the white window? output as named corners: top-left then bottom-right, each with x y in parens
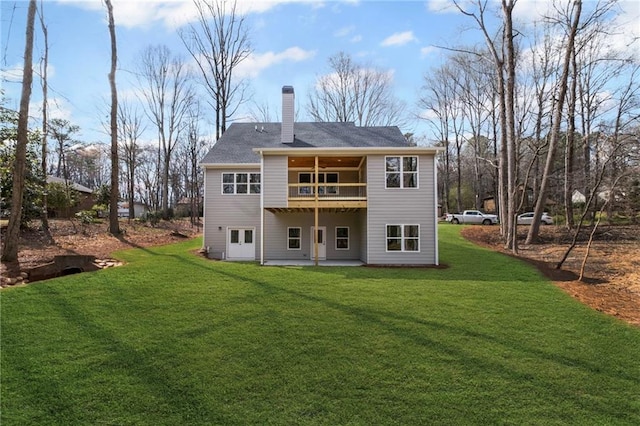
top-left (385, 156), bottom-right (418, 189)
top-left (249, 173), bottom-right (261, 194)
top-left (386, 225), bottom-right (420, 252)
top-left (298, 172), bottom-right (339, 195)
top-left (222, 173), bottom-right (261, 194)
top-left (288, 227), bottom-right (301, 250)
top-left (336, 227), bottom-right (349, 250)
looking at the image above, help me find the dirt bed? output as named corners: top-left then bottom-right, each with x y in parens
top-left (1, 218), bottom-right (201, 281)
top-left (461, 224), bottom-right (640, 327)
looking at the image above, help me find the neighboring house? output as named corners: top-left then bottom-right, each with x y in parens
top-left (46, 175), bottom-right (94, 218)
top-left (572, 189), bottom-right (609, 204)
top-left (200, 86), bottom-right (443, 266)
top-left (117, 201), bottom-right (148, 218)
top-left (175, 197), bottom-right (203, 217)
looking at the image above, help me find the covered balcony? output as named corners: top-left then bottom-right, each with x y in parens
top-left (286, 155), bottom-right (367, 210)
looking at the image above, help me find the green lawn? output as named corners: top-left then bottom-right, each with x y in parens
top-left (2, 226), bottom-right (639, 425)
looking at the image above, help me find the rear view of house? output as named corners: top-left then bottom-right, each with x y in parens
top-left (201, 86), bottom-right (442, 266)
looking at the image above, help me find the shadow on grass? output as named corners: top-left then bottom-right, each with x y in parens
top-left (208, 265), bottom-right (638, 421)
top-left (25, 284), bottom-right (225, 424)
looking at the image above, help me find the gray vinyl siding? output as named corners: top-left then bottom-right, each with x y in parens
top-left (202, 167), bottom-right (261, 259)
top-left (366, 154), bottom-right (437, 265)
top-left (264, 211), bottom-right (364, 261)
top-left (264, 156), bottom-right (288, 208)
top-left (359, 209), bottom-right (368, 263)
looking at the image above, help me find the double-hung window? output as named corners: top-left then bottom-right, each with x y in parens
top-left (222, 173), bottom-right (261, 194)
top-left (288, 227), bottom-right (301, 250)
top-left (336, 227), bottom-right (349, 250)
top-left (386, 225), bottom-right (420, 252)
top-left (385, 156), bottom-right (418, 189)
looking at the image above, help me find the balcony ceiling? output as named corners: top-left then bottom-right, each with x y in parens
top-left (288, 156), bottom-right (362, 169)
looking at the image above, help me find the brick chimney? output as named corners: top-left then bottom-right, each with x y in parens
top-left (281, 86), bottom-right (294, 144)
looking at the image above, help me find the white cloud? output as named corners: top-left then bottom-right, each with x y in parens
top-left (334, 25), bottom-right (362, 43)
top-left (1, 62), bottom-right (55, 87)
top-left (511, 0), bottom-right (556, 22)
top-left (55, 0), bottom-right (309, 29)
top-left (28, 97), bottom-right (73, 122)
top-left (420, 46), bottom-right (438, 57)
top-left (613, 1), bottom-right (640, 62)
top-left (418, 108), bottom-right (439, 122)
top-left (57, 0), bottom-right (171, 29)
top-left (1, 63), bottom-right (23, 83)
top-left (235, 47), bottom-right (316, 79)
top-left (381, 31), bottom-right (417, 47)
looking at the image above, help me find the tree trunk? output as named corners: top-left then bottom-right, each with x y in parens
top-left (502, 0), bottom-right (517, 253)
top-left (162, 155), bottom-right (170, 218)
top-left (564, 47), bottom-right (578, 229)
top-left (527, 0), bottom-right (582, 244)
top-left (39, 7), bottom-right (51, 238)
top-left (128, 164), bottom-right (135, 220)
top-left (456, 140), bottom-right (462, 212)
top-left (1, 0), bottom-right (36, 262)
top-left (105, 0), bottom-right (120, 235)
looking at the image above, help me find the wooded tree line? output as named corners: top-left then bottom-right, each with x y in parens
top-left (1, 0), bottom-right (248, 261)
top-left (2, 0), bottom-right (638, 262)
top-left (419, 0), bottom-right (639, 250)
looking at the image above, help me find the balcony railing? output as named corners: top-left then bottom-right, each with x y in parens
top-left (288, 183), bottom-right (367, 201)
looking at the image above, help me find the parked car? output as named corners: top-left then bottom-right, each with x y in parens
top-left (445, 210), bottom-right (499, 225)
top-left (517, 212), bottom-right (554, 225)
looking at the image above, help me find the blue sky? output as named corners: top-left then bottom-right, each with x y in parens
top-left (1, 0), bottom-right (639, 145)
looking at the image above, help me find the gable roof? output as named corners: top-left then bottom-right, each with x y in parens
top-left (201, 122), bottom-right (410, 165)
top-left (47, 175), bottom-right (93, 194)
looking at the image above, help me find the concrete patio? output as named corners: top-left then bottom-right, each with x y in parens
top-left (262, 260), bottom-right (364, 267)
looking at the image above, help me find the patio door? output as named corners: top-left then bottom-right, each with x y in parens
top-left (310, 226), bottom-right (326, 260)
top-left (227, 228), bottom-right (255, 260)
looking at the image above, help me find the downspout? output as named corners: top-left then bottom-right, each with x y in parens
top-left (202, 166), bottom-right (208, 251)
top-left (314, 155), bottom-right (319, 266)
top-left (259, 152), bottom-right (264, 265)
top-left (433, 154), bottom-right (439, 266)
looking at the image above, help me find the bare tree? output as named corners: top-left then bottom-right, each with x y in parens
top-left (37, 0), bottom-right (51, 239)
top-left (527, 22), bottom-right (558, 210)
top-left (2, 0), bottom-right (36, 262)
top-left (501, 0), bottom-right (519, 252)
top-left (453, 0), bottom-right (518, 252)
top-left (418, 66), bottom-right (454, 213)
top-left (104, 0), bottom-right (119, 234)
top-left (183, 103), bottom-right (207, 227)
top-left (449, 51), bottom-right (494, 210)
top-left (118, 101), bottom-right (145, 220)
top-left (136, 146), bottom-right (161, 212)
top-left (136, 45), bottom-right (194, 218)
top-left (248, 100), bottom-right (278, 123)
top-left (574, 9), bottom-right (633, 224)
top-left (526, 0), bottom-right (582, 244)
top-left (179, 0), bottom-right (251, 140)
top-left (48, 118), bottom-right (79, 199)
top-left (307, 52), bottom-right (407, 127)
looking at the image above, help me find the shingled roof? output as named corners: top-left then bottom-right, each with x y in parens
top-left (200, 122), bottom-right (409, 165)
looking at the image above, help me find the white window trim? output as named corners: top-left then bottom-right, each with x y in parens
top-left (384, 156), bottom-right (419, 189)
top-left (335, 226), bottom-right (350, 250)
top-left (221, 172), bottom-right (261, 195)
top-left (287, 227), bottom-right (302, 251)
top-left (385, 224), bottom-right (420, 252)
